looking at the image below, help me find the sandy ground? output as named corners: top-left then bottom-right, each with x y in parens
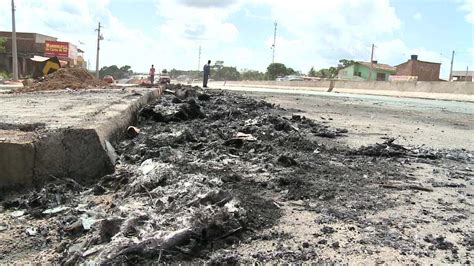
top-left (233, 90), bottom-right (474, 150)
top-left (226, 89), bottom-right (473, 263)
top-left (210, 82), bottom-right (474, 102)
top-left (0, 87), bottom-right (472, 264)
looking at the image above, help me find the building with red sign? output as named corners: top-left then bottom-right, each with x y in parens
top-left (0, 31), bottom-right (84, 78)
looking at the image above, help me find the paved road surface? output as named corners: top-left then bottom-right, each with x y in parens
top-left (211, 85), bottom-right (474, 150)
top-left (213, 85), bottom-right (474, 115)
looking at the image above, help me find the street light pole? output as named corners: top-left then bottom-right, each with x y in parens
top-left (95, 22), bottom-right (102, 79)
top-left (11, 0), bottom-right (18, 80)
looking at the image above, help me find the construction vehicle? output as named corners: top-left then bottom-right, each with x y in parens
top-left (30, 56), bottom-right (61, 78)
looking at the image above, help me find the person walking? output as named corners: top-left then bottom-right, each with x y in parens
top-left (203, 60), bottom-right (211, 88)
top-left (149, 64), bottom-right (156, 85)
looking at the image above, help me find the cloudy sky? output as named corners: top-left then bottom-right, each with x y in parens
top-left (0, 0), bottom-right (473, 78)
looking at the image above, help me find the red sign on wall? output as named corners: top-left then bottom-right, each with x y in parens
top-left (44, 41), bottom-right (69, 57)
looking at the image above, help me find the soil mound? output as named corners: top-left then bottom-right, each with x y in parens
top-left (20, 68), bottom-right (108, 92)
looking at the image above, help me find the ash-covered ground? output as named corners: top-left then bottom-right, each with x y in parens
top-left (0, 85), bottom-right (472, 264)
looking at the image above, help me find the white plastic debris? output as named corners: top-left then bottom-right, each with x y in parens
top-left (11, 210), bottom-right (25, 218)
top-left (42, 206), bottom-right (70, 215)
top-left (140, 159), bottom-right (157, 175)
top-left (26, 228), bottom-right (37, 236)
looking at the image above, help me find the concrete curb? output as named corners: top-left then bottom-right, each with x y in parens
top-left (0, 88), bottom-right (162, 192)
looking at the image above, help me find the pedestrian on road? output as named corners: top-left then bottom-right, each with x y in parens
top-left (203, 60), bottom-right (211, 88)
top-left (149, 64), bottom-right (156, 85)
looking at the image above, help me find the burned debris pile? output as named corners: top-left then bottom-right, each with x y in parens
top-left (354, 138), bottom-right (472, 162)
top-left (3, 84), bottom-right (466, 263)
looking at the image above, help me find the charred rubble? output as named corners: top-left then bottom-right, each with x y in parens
top-left (1, 84), bottom-right (470, 263)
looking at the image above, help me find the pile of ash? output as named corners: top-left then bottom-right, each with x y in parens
top-left (1, 84), bottom-right (424, 264)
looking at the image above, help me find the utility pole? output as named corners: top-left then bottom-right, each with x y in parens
top-left (449, 50), bottom-right (455, 82)
top-left (465, 65), bottom-right (469, 82)
top-left (95, 22), bottom-right (103, 79)
top-left (198, 45), bottom-right (201, 72)
top-left (11, 0), bottom-right (18, 80)
top-left (271, 22), bottom-right (277, 64)
top-left (368, 44), bottom-right (375, 81)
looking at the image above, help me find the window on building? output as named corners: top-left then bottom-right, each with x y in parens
top-left (376, 73), bottom-right (386, 81)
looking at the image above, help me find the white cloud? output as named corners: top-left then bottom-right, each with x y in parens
top-left (413, 12), bottom-right (422, 21)
top-left (154, 0), bottom-right (241, 43)
top-left (242, 0), bottom-right (402, 71)
top-left (458, 0), bottom-right (474, 23)
top-left (0, 0), bottom-right (467, 76)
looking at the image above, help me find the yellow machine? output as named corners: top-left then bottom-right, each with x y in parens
top-left (30, 56), bottom-right (61, 78)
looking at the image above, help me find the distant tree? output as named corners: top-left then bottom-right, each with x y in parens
top-left (0, 37), bottom-right (6, 53)
top-left (214, 61), bottom-right (224, 70)
top-left (315, 66), bottom-right (338, 78)
top-left (169, 68), bottom-right (184, 78)
top-left (119, 65), bottom-right (133, 78)
top-left (169, 69), bottom-right (202, 80)
top-left (286, 67), bottom-right (296, 75)
top-left (241, 69), bottom-right (265, 80)
top-left (99, 65), bottom-right (134, 79)
top-left (313, 59), bottom-right (354, 79)
top-left (339, 59), bottom-right (355, 68)
top-left (266, 63), bottom-right (288, 80)
top-left (212, 66), bottom-right (241, 81)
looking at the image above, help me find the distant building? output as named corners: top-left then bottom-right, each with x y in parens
top-left (337, 61), bottom-right (396, 81)
top-left (395, 55), bottom-right (441, 81)
top-left (451, 71), bottom-right (473, 82)
top-left (0, 31), bottom-right (84, 77)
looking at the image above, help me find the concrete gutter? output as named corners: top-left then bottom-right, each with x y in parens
top-left (0, 87), bottom-right (161, 192)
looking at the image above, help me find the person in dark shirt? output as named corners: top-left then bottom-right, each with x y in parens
top-left (203, 60), bottom-right (211, 88)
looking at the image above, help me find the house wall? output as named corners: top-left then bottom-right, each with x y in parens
top-left (396, 61), bottom-right (412, 76)
top-left (412, 61), bottom-right (440, 81)
top-left (337, 65), bottom-right (355, 80)
top-left (348, 64), bottom-right (394, 81)
top-left (396, 60), bottom-right (440, 81)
